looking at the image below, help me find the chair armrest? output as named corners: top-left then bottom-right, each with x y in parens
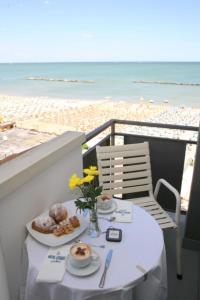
top-left (154, 178), bottom-right (181, 225)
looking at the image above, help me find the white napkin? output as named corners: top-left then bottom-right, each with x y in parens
top-left (113, 200), bottom-right (133, 223)
top-left (36, 245), bottom-right (70, 283)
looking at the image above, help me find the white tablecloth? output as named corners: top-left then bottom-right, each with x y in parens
top-left (22, 200), bottom-right (167, 300)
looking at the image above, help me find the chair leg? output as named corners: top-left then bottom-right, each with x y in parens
top-left (176, 226), bottom-right (183, 279)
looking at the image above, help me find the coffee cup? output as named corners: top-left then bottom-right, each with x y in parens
top-left (97, 194), bottom-right (113, 210)
top-left (69, 243), bottom-right (92, 268)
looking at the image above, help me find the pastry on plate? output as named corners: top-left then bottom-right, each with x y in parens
top-left (32, 216), bottom-right (56, 234)
top-left (49, 203), bottom-right (68, 223)
top-left (69, 216), bottom-right (80, 228)
top-left (53, 223), bottom-right (74, 236)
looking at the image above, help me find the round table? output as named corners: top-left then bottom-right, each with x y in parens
top-left (23, 199), bottom-right (167, 300)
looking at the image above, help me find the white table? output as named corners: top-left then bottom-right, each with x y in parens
top-left (23, 200), bottom-right (167, 300)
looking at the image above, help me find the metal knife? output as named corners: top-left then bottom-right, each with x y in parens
top-left (115, 209), bottom-right (131, 215)
top-left (99, 249), bottom-right (113, 288)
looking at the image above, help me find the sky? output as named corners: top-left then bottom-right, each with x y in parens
top-left (0, 0), bottom-right (200, 62)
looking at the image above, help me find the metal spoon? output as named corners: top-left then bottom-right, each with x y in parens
top-left (75, 239), bottom-right (106, 249)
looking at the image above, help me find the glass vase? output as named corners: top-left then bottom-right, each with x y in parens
top-left (88, 205), bottom-right (101, 238)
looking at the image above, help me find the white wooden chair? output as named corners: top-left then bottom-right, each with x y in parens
top-left (96, 142), bottom-right (182, 278)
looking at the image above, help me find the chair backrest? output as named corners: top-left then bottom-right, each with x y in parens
top-left (96, 142), bottom-right (153, 197)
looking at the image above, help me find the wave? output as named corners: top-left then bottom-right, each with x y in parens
top-left (133, 80), bottom-right (200, 86)
top-left (26, 77), bottom-right (95, 84)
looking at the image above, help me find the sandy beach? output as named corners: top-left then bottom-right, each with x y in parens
top-left (0, 94), bottom-right (199, 154)
top-left (0, 94), bottom-right (199, 147)
top-left (0, 94), bottom-right (199, 210)
top-left (0, 94), bottom-right (169, 134)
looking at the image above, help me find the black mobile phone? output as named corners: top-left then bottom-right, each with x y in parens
top-left (106, 228), bottom-right (122, 242)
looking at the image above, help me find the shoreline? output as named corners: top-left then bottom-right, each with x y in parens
top-left (1, 91), bottom-right (200, 108)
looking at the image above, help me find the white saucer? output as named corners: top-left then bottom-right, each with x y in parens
top-left (66, 251), bottom-right (101, 277)
top-left (97, 200), bottom-right (117, 214)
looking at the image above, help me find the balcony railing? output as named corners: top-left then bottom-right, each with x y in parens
top-left (83, 119), bottom-right (198, 213)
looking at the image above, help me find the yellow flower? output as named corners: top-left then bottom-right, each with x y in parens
top-left (83, 165), bottom-right (99, 176)
top-left (82, 175), bottom-right (94, 183)
top-left (69, 174), bottom-right (82, 189)
top-left (89, 166), bottom-right (97, 171)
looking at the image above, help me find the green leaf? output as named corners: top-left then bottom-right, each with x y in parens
top-left (74, 183), bottom-right (102, 210)
top-left (75, 198), bottom-right (91, 212)
top-left (82, 143), bottom-right (89, 150)
top-left (95, 186), bottom-right (103, 196)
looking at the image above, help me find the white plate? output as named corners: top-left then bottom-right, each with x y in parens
top-left (66, 250), bottom-right (101, 276)
top-left (97, 200), bottom-right (117, 214)
top-left (26, 211), bottom-right (89, 247)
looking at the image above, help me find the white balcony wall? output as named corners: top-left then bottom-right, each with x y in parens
top-left (0, 131), bottom-right (85, 300)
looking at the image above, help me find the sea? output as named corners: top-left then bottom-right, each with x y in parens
top-left (0, 62), bottom-right (200, 107)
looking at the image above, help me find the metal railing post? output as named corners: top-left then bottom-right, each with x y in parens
top-left (110, 121), bottom-right (115, 145)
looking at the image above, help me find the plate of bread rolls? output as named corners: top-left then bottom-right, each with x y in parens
top-left (26, 203), bottom-right (89, 247)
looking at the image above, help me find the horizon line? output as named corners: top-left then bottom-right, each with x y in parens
top-left (0, 60), bottom-right (200, 64)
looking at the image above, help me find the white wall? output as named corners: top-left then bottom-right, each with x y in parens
top-left (0, 131), bottom-right (85, 300)
top-left (0, 239), bottom-right (9, 300)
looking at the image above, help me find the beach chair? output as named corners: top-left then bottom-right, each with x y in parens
top-left (96, 142), bottom-right (182, 278)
